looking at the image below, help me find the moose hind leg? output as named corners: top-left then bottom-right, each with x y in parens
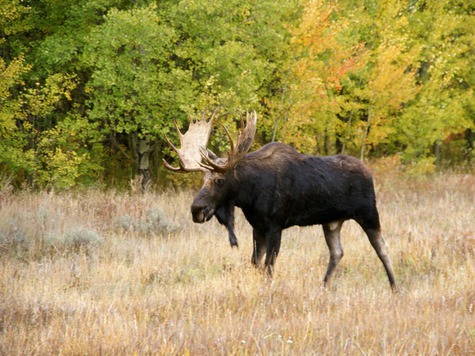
top-left (362, 225), bottom-right (397, 291)
top-left (322, 221), bottom-right (344, 288)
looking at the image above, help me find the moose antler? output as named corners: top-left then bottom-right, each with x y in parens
top-left (163, 108), bottom-right (219, 173)
top-left (200, 111), bottom-right (257, 173)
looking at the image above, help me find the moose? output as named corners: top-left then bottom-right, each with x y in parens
top-left (164, 110), bottom-right (397, 291)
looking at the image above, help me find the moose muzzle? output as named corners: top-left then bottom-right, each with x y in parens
top-left (191, 204), bottom-right (215, 223)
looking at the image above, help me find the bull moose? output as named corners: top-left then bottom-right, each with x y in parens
top-left (164, 110), bottom-right (397, 291)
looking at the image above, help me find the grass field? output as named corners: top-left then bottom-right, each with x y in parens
top-left (1, 171), bottom-right (474, 354)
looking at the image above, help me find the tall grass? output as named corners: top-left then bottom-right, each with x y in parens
top-left (1, 172), bottom-right (474, 354)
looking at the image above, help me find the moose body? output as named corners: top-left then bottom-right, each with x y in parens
top-left (165, 112), bottom-right (397, 290)
top-left (212, 142), bottom-right (377, 229)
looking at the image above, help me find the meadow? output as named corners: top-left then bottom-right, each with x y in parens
top-left (1, 169), bottom-right (474, 355)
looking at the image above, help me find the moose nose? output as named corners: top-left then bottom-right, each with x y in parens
top-left (191, 205), bottom-right (206, 223)
top-left (191, 204), bottom-right (214, 223)
top-left (192, 210), bottom-right (205, 223)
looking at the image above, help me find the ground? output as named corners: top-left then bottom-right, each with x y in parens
top-left (0, 171), bottom-right (474, 354)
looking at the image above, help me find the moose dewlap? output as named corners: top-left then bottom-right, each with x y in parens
top-left (164, 110), bottom-right (397, 291)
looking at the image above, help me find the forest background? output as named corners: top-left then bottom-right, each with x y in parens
top-left (1, 0), bottom-right (474, 190)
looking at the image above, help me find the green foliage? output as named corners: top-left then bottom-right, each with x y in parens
top-left (0, 0), bottom-right (473, 189)
top-left (0, 56), bottom-right (35, 179)
top-left (34, 115), bottom-right (104, 189)
top-left (84, 4), bottom-right (192, 133)
top-left (159, 0), bottom-right (299, 118)
top-left (403, 156), bottom-right (437, 177)
top-left (390, 0), bottom-right (475, 163)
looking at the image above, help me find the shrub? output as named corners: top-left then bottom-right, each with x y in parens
top-left (114, 207), bottom-right (180, 236)
top-left (46, 228), bottom-right (103, 254)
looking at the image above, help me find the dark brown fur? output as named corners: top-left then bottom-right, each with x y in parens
top-left (191, 142), bottom-right (397, 290)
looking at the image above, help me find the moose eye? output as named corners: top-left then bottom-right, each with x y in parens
top-left (215, 178), bottom-right (225, 186)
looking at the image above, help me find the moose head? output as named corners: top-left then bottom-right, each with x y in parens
top-left (163, 109), bottom-right (257, 247)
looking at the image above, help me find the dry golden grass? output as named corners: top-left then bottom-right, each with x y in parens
top-left (1, 172), bottom-right (474, 355)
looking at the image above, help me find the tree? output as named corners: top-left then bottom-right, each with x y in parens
top-left (0, 1), bottom-right (33, 181)
top-left (286, 0), bottom-right (420, 160)
top-left (159, 0), bottom-right (301, 144)
top-left (391, 0), bottom-right (474, 167)
top-left (356, 30), bottom-right (420, 160)
top-left (83, 4), bottom-right (194, 188)
top-left (1, 0), bottom-right (301, 188)
top-left (284, 0), bottom-right (366, 154)
top-left (1, 0), bottom-right (131, 188)
top-left (0, 56), bottom-right (34, 180)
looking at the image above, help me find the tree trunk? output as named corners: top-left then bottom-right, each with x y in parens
top-left (341, 110), bottom-right (354, 155)
top-left (136, 137), bottom-right (152, 191)
top-left (360, 103), bottom-right (373, 161)
top-left (271, 84), bottom-right (287, 142)
top-left (434, 140), bottom-right (442, 168)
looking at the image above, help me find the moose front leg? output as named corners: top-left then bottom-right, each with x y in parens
top-left (251, 229), bottom-right (266, 268)
top-left (264, 228), bottom-right (282, 276)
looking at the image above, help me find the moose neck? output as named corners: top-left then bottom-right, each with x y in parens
top-left (225, 159), bottom-right (276, 229)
